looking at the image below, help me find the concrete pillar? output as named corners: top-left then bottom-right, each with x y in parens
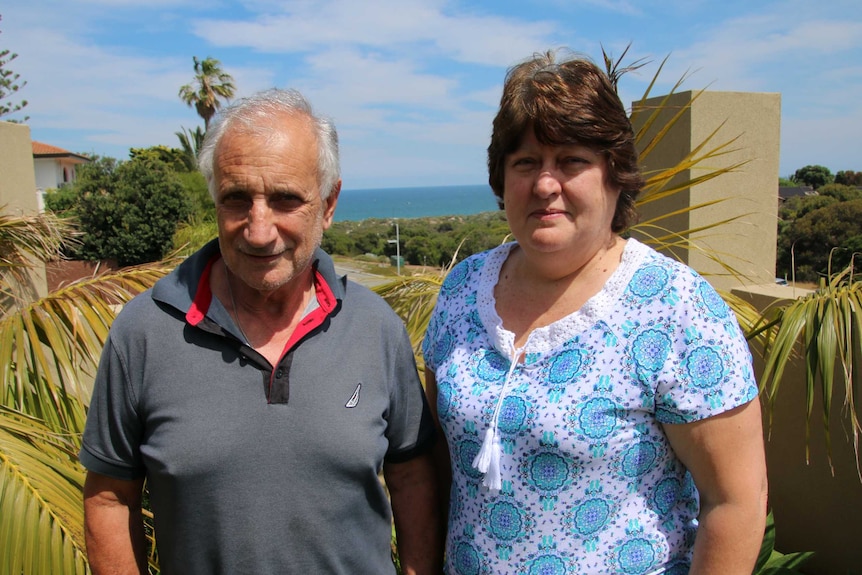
top-left (1, 121), bottom-right (47, 298)
top-left (629, 90), bottom-right (782, 291)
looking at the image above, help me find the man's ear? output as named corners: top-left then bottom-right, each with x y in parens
top-left (322, 179), bottom-right (341, 228)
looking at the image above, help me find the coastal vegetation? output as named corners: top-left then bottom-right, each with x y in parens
top-left (322, 211), bottom-right (510, 268)
top-left (777, 183), bottom-right (862, 282)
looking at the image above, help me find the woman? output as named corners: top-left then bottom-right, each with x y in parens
top-left (422, 51), bottom-right (768, 575)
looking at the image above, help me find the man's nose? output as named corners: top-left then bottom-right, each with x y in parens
top-left (245, 200), bottom-right (277, 245)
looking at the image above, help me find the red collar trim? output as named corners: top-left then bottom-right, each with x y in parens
top-left (185, 255), bottom-right (338, 354)
top-left (281, 267), bottom-right (337, 355)
top-left (185, 254), bottom-right (218, 326)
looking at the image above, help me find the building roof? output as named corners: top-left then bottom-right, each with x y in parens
top-left (778, 185), bottom-right (816, 201)
top-left (31, 141), bottom-right (90, 163)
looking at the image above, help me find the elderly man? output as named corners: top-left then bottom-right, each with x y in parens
top-left (80, 89), bottom-right (441, 574)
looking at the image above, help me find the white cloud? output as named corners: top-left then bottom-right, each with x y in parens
top-left (3, 0), bottom-right (860, 184)
top-left (190, 0), bottom-right (559, 66)
top-left (661, 12), bottom-right (862, 91)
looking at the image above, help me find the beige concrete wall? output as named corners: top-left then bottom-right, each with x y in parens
top-left (631, 91), bottom-right (782, 291)
top-left (0, 122), bottom-right (39, 212)
top-left (0, 121), bottom-right (47, 298)
top-left (734, 286), bottom-right (862, 575)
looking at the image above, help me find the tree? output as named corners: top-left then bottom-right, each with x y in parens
top-left (176, 126), bottom-right (205, 171)
top-left (45, 155), bottom-right (192, 266)
top-left (126, 145), bottom-right (214, 221)
top-left (129, 145), bottom-right (190, 173)
top-left (791, 164), bottom-right (833, 190)
top-left (0, 14), bottom-right (28, 121)
top-left (835, 170), bottom-right (862, 186)
top-left (777, 198), bottom-right (862, 282)
top-left (818, 183), bottom-right (862, 202)
top-left (81, 157), bottom-right (191, 266)
top-left (178, 56), bottom-right (235, 130)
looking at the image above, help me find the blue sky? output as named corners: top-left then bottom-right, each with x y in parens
top-left (3, 0), bottom-right (861, 189)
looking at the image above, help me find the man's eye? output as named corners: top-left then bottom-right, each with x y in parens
top-left (511, 157), bottom-right (536, 168)
top-left (270, 194), bottom-right (305, 210)
top-left (220, 193), bottom-right (250, 208)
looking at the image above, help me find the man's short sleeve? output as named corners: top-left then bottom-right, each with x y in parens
top-left (79, 330), bottom-right (146, 480)
top-left (383, 324), bottom-right (435, 463)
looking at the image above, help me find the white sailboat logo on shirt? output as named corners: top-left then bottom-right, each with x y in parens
top-left (345, 383), bottom-right (362, 408)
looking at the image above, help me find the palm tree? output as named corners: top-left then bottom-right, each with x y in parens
top-left (754, 264), bottom-right (862, 474)
top-left (0, 209), bottom-right (174, 574)
top-left (177, 56), bottom-right (236, 130)
top-left (175, 126), bottom-right (205, 171)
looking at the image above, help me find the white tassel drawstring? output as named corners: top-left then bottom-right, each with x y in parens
top-left (472, 428), bottom-right (503, 492)
top-left (472, 346), bottom-right (521, 494)
top-left (473, 427), bottom-right (496, 473)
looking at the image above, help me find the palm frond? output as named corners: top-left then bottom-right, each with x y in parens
top-left (601, 43), bottom-right (650, 92)
top-left (629, 60), bottom-right (697, 151)
top-left (0, 211), bottom-right (79, 316)
top-left (374, 273), bottom-right (445, 374)
top-left (0, 407), bottom-right (88, 575)
top-left (759, 266), bottom-right (862, 476)
top-left (1, 260), bottom-right (177, 432)
top-left (639, 127), bottom-right (747, 205)
top-left (0, 210), bottom-right (76, 271)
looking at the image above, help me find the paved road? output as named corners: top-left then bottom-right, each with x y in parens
top-left (333, 263), bottom-right (393, 288)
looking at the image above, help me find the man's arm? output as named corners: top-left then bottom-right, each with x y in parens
top-left (384, 452), bottom-right (444, 575)
top-left (83, 471), bottom-right (147, 575)
top-left (664, 399), bottom-right (769, 574)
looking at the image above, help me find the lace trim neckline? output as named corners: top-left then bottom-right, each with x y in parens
top-left (476, 238), bottom-right (649, 356)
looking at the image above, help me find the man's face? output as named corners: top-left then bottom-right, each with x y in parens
top-left (214, 113), bottom-right (339, 294)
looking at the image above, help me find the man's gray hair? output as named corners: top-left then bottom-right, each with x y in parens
top-left (198, 88), bottom-right (340, 200)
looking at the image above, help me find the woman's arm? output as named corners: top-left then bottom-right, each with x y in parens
top-left (424, 371), bottom-right (452, 544)
top-left (663, 399), bottom-right (769, 575)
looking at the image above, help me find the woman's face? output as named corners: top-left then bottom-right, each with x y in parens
top-left (503, 129), bottom-right (620, 261)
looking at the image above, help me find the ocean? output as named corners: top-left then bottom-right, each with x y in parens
top-left (333, 184), bottom-right (499, 222)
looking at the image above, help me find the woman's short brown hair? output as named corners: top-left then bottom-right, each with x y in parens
top-left (487, 50), bottom-right (644, 232)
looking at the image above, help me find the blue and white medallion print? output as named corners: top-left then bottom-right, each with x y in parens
top-left (422, 240), bottom-right (758, 575)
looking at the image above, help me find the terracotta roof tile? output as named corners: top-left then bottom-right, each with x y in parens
top-left (32, 141), bottom-right (90, 161)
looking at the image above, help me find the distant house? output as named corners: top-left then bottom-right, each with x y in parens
top-left (778, 185), bottom-right (816, 203)
top-left (32, 141), bottom-right (90, 211)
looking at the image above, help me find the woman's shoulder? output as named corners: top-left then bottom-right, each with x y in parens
top-left (622, 238), bottom-right (734, 322)
top-left (440, 242), bottom-right (512, 293)
top-left (625, 238), bottom-right (704, 284)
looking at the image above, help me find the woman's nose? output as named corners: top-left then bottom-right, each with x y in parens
top-left (534, 170), bottom-right (562, 198)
